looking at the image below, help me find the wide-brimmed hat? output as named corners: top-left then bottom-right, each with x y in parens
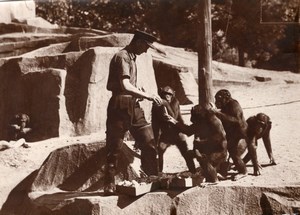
top-left (133, 30), bottom-right (158, 49)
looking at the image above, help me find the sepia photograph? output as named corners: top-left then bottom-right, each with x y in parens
top-left (0, 0), bottom-right (299, 214)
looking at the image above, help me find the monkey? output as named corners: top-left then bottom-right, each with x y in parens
top-left (167, 104), bottom-right (228, 183)
top-left (8, 113), bottom-right (32, 141)
top-left (151, 86), bottom-right (196, 173)
top-left (211, 89), bottom-right (260, 180)
top-left (243, 113), bottom-right (276, 166)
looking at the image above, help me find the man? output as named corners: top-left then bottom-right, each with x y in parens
top-left (212, 89), bottom-right (260, 180)
top-left (104, 30), bottom-right (163, 195)
top-left (152, 86), bottom-right (195, 173)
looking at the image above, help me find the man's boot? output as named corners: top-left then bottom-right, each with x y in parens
top-left (104, 163), bottom-right (116, 196)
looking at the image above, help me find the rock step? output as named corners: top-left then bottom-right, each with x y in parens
top-left (28, 185), bottom-right (300, 215)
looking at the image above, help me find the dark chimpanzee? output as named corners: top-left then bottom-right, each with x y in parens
top-left (8, 113), bottom-right (32, 141)
top-left (243, 113), bottom-right (276, 166)
top-left (211, 89), bottom-right (260, 180)
top-left (152, 86), bottom-right (196, 173)
top-left (167, 104), bottom-right (228, 183)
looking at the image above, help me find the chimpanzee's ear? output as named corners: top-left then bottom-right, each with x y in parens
top-left (25, 114), bottom-right (30, 124)
top-left (158, 87), bottom-right (163, 96)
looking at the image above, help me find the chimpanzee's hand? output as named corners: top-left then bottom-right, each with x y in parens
top-left (269, 157), bottom-right (277, 165)
top-left (254, 165), bottom-right (262, 176)
top-left (165, 115), bottom-right (177, 124)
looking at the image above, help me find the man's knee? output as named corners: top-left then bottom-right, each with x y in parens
top-left (132, 125), bottom-right (155, 146)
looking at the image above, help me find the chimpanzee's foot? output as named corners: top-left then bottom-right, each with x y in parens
top-left (200, 181), bottom-right (218, 188)
top-left (232, 173), bottom-right (248, 181)
top-left (103, 183), bottom-right (116, 196)
top-left (217, 173), bottom-right (226, 180)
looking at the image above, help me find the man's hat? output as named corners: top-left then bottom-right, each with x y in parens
top-left (133, 30), bottom-right (158, 49)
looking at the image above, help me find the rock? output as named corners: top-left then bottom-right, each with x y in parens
top-left (151, 45), bottom-right (198, 105)
top-left (0, 36), bottom-right (73, 58)
top-left (13, 17), bottom-right (59, 29)
top-left (30, 141), bottom-right (142, 192)
top-left (27, 183), bottom-right (300, 215)
top-left (29, 192), bottom-right (172, 215)
top-left (78, 33), bottom-right (134, 50)
top-left (175, 185), bottom-right (300, 215)
top-left (261, 191), bottom-right (300, 214)
top-left (0, 1), bottom-right (35, 23)
top-left (254, 76), bottom-right (272, 82)
top-left (0, 67), bottom-right (73, 141)
top-left (0, 45), bottom-right (158, 140)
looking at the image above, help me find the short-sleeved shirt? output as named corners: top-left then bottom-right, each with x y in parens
top-left (107, 47), bottom-right (137, 94)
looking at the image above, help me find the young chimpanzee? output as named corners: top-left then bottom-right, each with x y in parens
top-left (243, 113), bottom-right (276, 166)
top-left (167, 104), bottom-right (228, 183)
top-left (211, 89), bottom-right (260, 180)
top-left (8, 113), bottom-right (32, 141)
top-left (152, 86), bottom-right (196, 173)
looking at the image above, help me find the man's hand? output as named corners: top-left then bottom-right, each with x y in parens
top-left (148, 94), bottom-right (163, 106)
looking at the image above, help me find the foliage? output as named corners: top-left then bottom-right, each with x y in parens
top-left (35, 0), bottom-right (299, 72)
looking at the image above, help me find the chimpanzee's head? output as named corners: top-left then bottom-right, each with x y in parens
top-left (159, 86), bottom-right (175, 103)
top-left (253, 113), bottom-right (270, 133)
top-left (190, 105), bottom-right (208, 124)
top-left (215, 89), bottom-right (231, 109)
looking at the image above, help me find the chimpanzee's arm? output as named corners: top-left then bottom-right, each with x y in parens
top-left (214, 100), bottom-right (243, 125)
top-left (262, 122), bottom-right (276, 164)
top-left (209, 115), bottom-right (227, 151)
top-left (174, 122), bottom-right (195, 137)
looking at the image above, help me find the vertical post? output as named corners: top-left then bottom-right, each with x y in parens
top-left (197, 0), bottom-right (213, 108)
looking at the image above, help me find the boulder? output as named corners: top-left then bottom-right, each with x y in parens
top-left (174, 185), bottom-right (300, 215)
top-left (29, 192), bottom-right (173, 215)
top-left (13, 16), bottom-right (59, 29)
top-left (0, 67), bottom-right (73, 141)
top-left (0, 45), bottom-right (158, 140)
top-left (0, 22), bottom-right (107, 38)
top-left (27, 183), bottom-right (300, 215)
top-left (150, 45), bottom-right (198, 105)
top-left (0, 1), bottom-right (35, 23)
top-left (30, 142), bottom-right (142, 192)
top-left (78, 33), bottom-right (134, 50)
top-left (65, 47), bottom-right (157, 136)
top-left (0, 36), bottom-right (73, 58)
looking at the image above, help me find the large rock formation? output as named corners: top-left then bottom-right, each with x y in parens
top-left (0, 22), bottom-right (197, 141)
top-left (0, 1), bottom-right (35, 23)
top-left (30, 142), bottom-right (142, 192)
top-left (1, 142), bottom-right (299, 215)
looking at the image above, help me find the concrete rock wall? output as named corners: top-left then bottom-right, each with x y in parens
top-left (0, 24), bottom-right (197, 141)
top-left (0, 1), bottom-right (35, 23)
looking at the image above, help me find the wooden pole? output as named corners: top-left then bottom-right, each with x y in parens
top-left (197, 0), bottom-right (213, 107)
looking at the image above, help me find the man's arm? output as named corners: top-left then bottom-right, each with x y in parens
top-left (121, 78), bottom-right (162, 105)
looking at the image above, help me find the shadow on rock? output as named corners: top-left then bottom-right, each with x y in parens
top-left (0, 170), bottom-right (38, 215)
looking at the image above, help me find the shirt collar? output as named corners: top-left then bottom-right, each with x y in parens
top-left (128, 52), bottom-right (136, 61)
top-left (124, 46), bottom-right (136, 61)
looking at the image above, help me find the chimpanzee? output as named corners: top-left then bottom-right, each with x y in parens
top-left (167, 104), bottom-right (227, 183)
top-left (8, 113), bottom-right (32, 141)
top-left (212, 89), bottom-right (260, 180)
top-left (152, 86), bottom-right (196, 173)
top-left (243, 113), bottom-right (276, 166)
